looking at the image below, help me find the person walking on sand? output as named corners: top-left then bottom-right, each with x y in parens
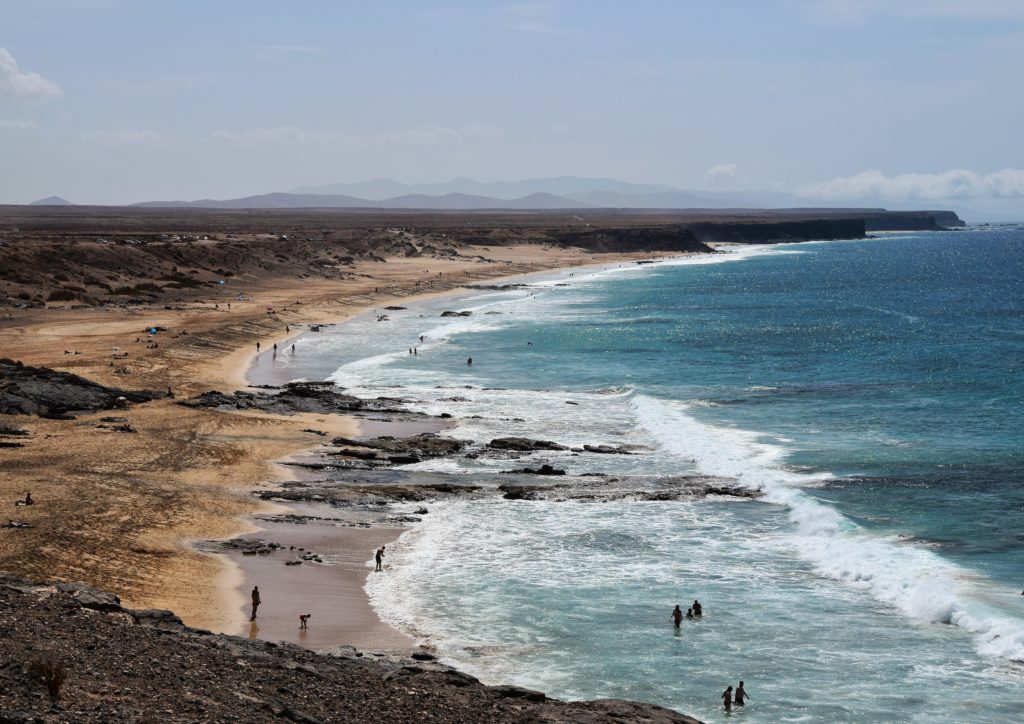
top-left (256, 341), bottom-right (260, 352)
top-left (734, 681), bottom-right (749, 707)
top-left (375, 545), bottom-right (385, 572)
top-left (250, 586), bottom-right (261, 621)
top-left (672, 605), bottom-right (683, 628)
top-left (722, 685), bottom-right (733, 712)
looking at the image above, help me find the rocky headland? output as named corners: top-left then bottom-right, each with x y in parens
top-left (0, 572), bottom-right (703, 723)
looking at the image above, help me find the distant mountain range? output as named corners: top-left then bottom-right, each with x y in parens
top-left (28, 195), bottom-right (74, 206)
top-left (129, 177), bottom-right (768, 211)
top-left (27, 177), bottom-right (1009, 221)
top-left (289, 176), bottom-right (683, 200)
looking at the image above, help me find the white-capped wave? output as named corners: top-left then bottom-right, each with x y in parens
top-left (631, 393), bottom-right (1024, 662)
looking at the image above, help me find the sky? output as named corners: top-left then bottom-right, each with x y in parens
top-left (1, 0), bottom-right (1023, 210)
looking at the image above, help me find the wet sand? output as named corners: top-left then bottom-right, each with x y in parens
top-left (0, 241), bottom-right (681, 648)
top-left (229, 516), bottom-right (414, 653)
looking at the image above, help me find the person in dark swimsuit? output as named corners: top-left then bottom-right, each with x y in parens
top-left (734, 681), bottom-right (749, 706)
top-left (692, 600), bottom-right (703, 617)
top-left (722, 686), bottom-right (733, 711)
top-left (671, 605), bottom-right (683, 628)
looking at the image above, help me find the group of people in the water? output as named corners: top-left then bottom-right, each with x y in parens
top-left (722, 681), bottom-right (750, 711)
top-left (672, 601), bottom-right (750, 710)
top-left (670, 599), bottom-right (702, 626)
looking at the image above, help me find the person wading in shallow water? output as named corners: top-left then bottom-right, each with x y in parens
top-left (671, 605), bottom-right (683, 628)
top-left (722, 685), bottom-right (733, 712)
top-left (734, 681), bottom-right (749, 706)
top-left (375, 546), bottom-right (385, 572)
top-left (250, 586), bottom-right (261, 621)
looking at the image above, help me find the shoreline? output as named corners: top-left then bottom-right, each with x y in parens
top-left (219, 249), bottom-right (699, 652)
top-left (0, 241), bottom-right (682, 642)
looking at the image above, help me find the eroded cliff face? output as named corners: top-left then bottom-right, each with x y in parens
top-left (686, 217), bottom-right (866, 244)
top-left (863, 211), bottom-right (964, 231)
top-left (550, 225), bottom-right (714, 253)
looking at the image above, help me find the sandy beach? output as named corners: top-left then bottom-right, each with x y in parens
top-left (0, 240), bottom-right (668, 650)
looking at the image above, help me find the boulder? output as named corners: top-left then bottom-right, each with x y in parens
top-left (488, 437), bottom-right (568, 452)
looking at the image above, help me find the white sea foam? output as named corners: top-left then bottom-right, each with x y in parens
top-left (632, 393), bottom-right (1024, 661)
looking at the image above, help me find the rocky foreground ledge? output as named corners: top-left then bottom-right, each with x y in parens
top-left (0, 574), bottom-right (702, 723)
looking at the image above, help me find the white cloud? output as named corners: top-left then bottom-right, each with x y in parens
top-left (0, 119), bottom-right (35, 130)
top-left (706, 163), bottom-right (739, 180)
top-left (799, 168), bottom-right (1024, 200)
top-left (0, 48), bottom-right (61, 98)
top-left (89, 129), bottom-right (168, 146)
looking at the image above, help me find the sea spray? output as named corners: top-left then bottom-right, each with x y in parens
top-left (632, 393), bottom-right (1024, 661)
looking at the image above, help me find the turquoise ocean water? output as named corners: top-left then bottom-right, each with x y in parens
top-left (266, 229), bottom-right (1023, 722)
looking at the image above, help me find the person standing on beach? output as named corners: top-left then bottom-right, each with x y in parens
top-left (250, 586), bottom-right (261, 621)
top-left (671, 605), bottom-right (683, 628)
top-left (734, 681), bottom-right (749, 706)
top-left (256, 341), bottom-right (260, 352)
top-left (722, 685), bottom-right (733, 712)
top-left (375, 546), bottom-right (385, 572)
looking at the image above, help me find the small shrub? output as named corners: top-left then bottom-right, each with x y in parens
top-left (46, 290), bottom-right (79, 302)
top-left (29, 657), bottom-right (67, 699)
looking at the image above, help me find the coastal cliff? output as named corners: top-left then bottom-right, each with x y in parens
top-left (0, 573), bottom-right (702, 723)
top-left (550, 225), bottom-right (712, 253)
top-left (862, 211), bottom-right (964, 231)
top-left (686, 217), bottom-right (866, 244)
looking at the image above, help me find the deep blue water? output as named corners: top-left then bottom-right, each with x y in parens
top-left (258, 229), bottom-right (1024, 722)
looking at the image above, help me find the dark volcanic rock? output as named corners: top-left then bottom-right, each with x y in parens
top-left (498, 485), bottom-right (559, 500)
top-left (503, 464), bottom-right (566, 476)
top-left (581, 444), bottom-right (633, 454)
top-left (440, 310), bottom-right (472, 317)
top-left (331, 434), bottom-right (470, 458)
top-left (0, 573), bottom-right (703, 723)
top-left (488, 437), bottom-right (568, 452)
top-left (179, 384), bottom-right (413, 416)
top-left (0, 358), bottom-right (165, 418)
